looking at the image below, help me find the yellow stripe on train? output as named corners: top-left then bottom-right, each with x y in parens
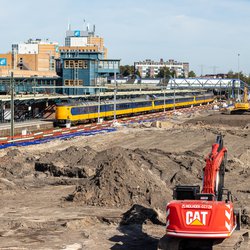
top-left (55, 95), bottom-right (214, 125)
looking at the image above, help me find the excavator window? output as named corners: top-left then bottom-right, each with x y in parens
top-left (173, 185), bottom-right (200, 200)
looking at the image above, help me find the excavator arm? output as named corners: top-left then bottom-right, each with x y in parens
top-left (202, 135), bottom-right (227, 201)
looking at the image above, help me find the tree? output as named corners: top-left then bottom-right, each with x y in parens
top-left (119, 65), bottom-right (134, 77)
top-left (227, 70), bottom-right (248, 82)
top-left (157, 68), bottom-right (165, 78)
top-left (227, 70), bottom-right (234, 79)
top-left (134, 69), bottom-right (141, 78)
top-left (188, 71), bottom-right (196, 78)
top-left (157, 67), bottom-right (172, 78)
top-left (171, 69), bottom-right (176, 78)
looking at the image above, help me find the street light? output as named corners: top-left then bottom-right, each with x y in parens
top-left (172, 75), bottom-right (176, 112)
top-left (238, 53), bottom-right (240, 80)
top-left (163, 87), bottom-right (166, 113)
top-left (113, 64), bottom-right (117, 121)
top-left (10, 72), bottom-right (14, 139)
top-left (9, 74), bottom-right (38, 139)
top-left (97, 87), bottom-right (101, 123)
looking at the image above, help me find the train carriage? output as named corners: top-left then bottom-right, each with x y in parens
top-left (55, 93), bottom-right (214, 126)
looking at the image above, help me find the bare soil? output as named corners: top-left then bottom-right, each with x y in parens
top-left (0, 110), bottom-right (249, 249)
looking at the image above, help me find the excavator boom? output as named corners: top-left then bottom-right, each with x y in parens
top-left (202, 136), bottom-right (227, 199)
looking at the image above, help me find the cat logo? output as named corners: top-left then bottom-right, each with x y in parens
top-left (186, 211), bottom-right (208, 226)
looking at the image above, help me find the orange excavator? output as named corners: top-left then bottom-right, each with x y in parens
top-left (158, 135), bottom-right (249, 249)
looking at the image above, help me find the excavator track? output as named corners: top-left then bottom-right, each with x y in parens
top-left (213, 230), bottom-right (249, 250)
top-left (158, 230), bottom-right (249, 250)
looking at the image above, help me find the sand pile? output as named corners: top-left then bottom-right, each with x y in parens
top-left (66, 147), bottom-right (204, 210)
top-left (66, 147), bottom-right (171, 209)
top-left (0, 149), bottom-right (34, 180)
top-left (35, 146), bottom-right (97, 178)
top-left (186, 113), bottom-right (250, 127)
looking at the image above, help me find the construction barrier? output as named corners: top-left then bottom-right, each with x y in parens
top-left (0, 128), bottom-right (117, 149)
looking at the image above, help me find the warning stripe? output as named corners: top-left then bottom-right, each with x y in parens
top-left (224, 203), bottom-right (233, 232)
top-left (76, 129), bottom-right (85, 132)
top-left (34, 132), bottom-right (44, 136)
top-left (0, 137), bottom-right (8, 140)
top-left (61, 131), bottom-right (71, 134)
top-left (43, 133), bottom-right (53, 137)
top-left (8, 137), bottom-right (35, 143)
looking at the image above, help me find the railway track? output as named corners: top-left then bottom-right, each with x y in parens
top-left (0, 104), bottom-right (213, 148)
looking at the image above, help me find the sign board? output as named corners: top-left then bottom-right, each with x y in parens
top-left (0, 58), bottom-right (7, 66)
top-left (74, 30), bottom-right (81, 37)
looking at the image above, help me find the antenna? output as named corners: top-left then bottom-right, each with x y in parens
top-left (209, 66), bottom-right (219, 75)
top-left (67, 18), bottom-right (71, 30)
top-left (83, 18), bottom-right (86, 30)
top-left (199, 64), bottom-right (204, 76)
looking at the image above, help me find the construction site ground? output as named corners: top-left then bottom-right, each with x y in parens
top-left (0, 109), bottom-right (249, 250)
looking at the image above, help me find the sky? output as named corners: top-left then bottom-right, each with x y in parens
top-left (0, 0), bottom-right (250, 75)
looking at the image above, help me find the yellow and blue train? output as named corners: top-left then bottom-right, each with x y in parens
top-left (55, 93), bottom-right (214, 126)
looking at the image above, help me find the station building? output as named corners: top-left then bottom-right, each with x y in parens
top-left (0, 24), bottom-right (120, 96)
top-left (57, 24), bottom-right (120, 95)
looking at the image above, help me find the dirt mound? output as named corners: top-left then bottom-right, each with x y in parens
top-left (66, 147), bottom-right (171, 209)
top-left (0, 149), bottom-right (35, 181)
top-left (186, 113), bottom-right (250, 128)
top-left (66, 147), bottom-right (203, 210)
top-left (35, 146), bottom-right (97, 178)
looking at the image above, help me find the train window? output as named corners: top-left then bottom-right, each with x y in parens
top-left (155, 100), bottom-right (164, 105)
top-left (100, 105), bottom-right (106, 112)
top-left (139, 101), bottom-right (151, 107)
top-left (117, 103), bottom-right (130, 110)
top-left (88, 106), bottom-right (98, 113)
top-left (104, 104), bottom-right (113, 111)
top-left (132, 102), bottom-right (139, 108)
top-left (71, 107), bottom-right (88, 115)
